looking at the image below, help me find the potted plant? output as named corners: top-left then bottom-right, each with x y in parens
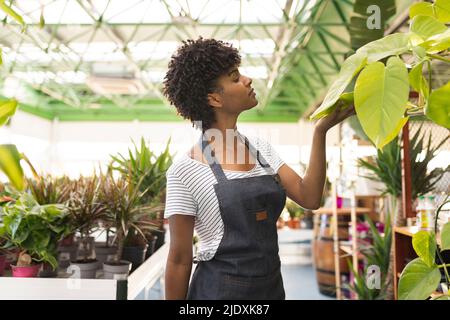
top-left (346, 213), bottom-right (392, 299)
top-left (110, 137), bottom-right (172, 256)
top-left (398, 196), bottom-right (450, 300)
top-left (357, 128), bottom-right (447, 298)
top-left (285, 200), bottom-right (303, 229)
top-left (67, 175), bottom-right (107, 278)
top-left (0, 193), bottom-right (70, 277)
top-left (100, 171), bottom-right (162, 279)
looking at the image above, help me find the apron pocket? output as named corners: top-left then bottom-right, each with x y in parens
top-left (219, 271), bottom-right (285, 300)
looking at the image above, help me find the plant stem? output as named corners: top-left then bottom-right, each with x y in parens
top-left (438, 264), bottom-right (450, 269)
top-left (427, 53), bottom-right (450, 63)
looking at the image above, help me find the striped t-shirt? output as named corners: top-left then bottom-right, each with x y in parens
top-left (164, 134), bottom-right (285, 261)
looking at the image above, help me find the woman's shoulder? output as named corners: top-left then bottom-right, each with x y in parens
top-left (166, 150), bottom-right (208, 179)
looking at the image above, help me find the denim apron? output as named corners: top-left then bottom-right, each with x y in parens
top-left (186, 134), bottom-right (286, 300)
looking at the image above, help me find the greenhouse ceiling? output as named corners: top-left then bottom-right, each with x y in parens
top-left (0, 0), bottom-right (416, 122)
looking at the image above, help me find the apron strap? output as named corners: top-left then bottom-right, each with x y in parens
top-left (238, 133), bottom-right (275, 175)
top-left (199, 132), bottom-right (275, 183)
top-left (200, 136), bottom-right (228, 183)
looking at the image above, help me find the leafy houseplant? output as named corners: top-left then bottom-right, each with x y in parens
top-left (0, 193), bottom-right (71, 277)
top-left (310, 0), bottom-right (450, 149)
top-left (285, 200), bottom-right (303, 229)
top-left (110, 137), bottom-right (172, 253)
top-left (398, 196), bottom-right (450, 300)
top-left (67, 176), bottom-right (106, 264)
top-left (100, 171), bottom-right (162, 278)
top-left (347, 213), bottom-right (392, 299)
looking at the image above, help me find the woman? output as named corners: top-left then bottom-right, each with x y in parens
top-left (162, 38), bottom-right (355, 300)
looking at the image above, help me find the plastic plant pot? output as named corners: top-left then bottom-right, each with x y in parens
top-left (11, 263), bottom-right (42, 278)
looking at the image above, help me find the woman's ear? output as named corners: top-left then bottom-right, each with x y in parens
top-left (207, 92), bottom-right (223, 109)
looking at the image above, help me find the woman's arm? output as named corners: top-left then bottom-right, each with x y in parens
top-left (165, 214), bottom-right (195, 300)
top-left (278, 105), bottom-right (356, 210)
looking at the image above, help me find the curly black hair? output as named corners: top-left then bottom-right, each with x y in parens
top-left (163, 38), bottom-right (241, 130)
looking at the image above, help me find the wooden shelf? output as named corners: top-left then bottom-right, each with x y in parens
top-left (339, 244), bottom-right (364, 260)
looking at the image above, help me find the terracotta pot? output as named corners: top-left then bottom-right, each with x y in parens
top-left (287, 218), bottom-right (300, 229)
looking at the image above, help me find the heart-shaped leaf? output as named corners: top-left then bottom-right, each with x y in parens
top-left (357, 33), bottom-right (410, 63)
top-left (410, 15), bottom-right (447, 41)
top-left (410, 0), bottom-right (450, 23)
top-left (412, 230), bottom-right (437, 267)
top-left (354, 56), bottom-right (409, 149)
top-left (398, 258), bottom-right (441, 300)
top-left (441, 222), bottom-right (450, 251)
top-left (409, 61), bottom-right (429, 99)
top-left (426, 81), bottom-right (450, 129)
top-left (309, 53), bottom-right (366, 120)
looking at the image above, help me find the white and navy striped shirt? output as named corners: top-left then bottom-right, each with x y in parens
top-left (164, 134), bottom-right (284, 261)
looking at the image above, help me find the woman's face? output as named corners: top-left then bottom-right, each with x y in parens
top-left (209, 65), bottom-right (258, 114)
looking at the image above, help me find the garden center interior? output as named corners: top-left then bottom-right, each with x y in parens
top-left (0, 0), bottom-right (449, 301)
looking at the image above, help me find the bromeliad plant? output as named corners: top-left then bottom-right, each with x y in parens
top-left (310, 0), bottom-right (450, 149)
top-left (398, 196), bottom-right (450, 300)
top-left (0, 193), bottom-right (71, 270)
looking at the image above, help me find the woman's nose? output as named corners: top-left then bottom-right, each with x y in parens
top-left (244, 76), bottom-right (252, 87)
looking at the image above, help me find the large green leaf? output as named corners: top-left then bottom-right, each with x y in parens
top-left (0, 99), bottom-right (18, 126)
top-left (309, 53), bottom-right (367, 120)
top-left (441, 222), bottom-right (450, 251)
top-left (410, 0), bottom-right (450, 23)
top-left (412, 230), bottom-right (437, 267)
top-left (398, 258), bottom-right (441, 300)
top-left (0, 144), bottom-right (24, 190)
top-left (419, 29), bottom-right (450, 53)
top-left (435, 0), bottom-right (450, 23)
top-left (356, 33), bottom-right (410, 63)
top-left (410, 2), bottom-right (434, 20)
top-left (409, 61), bottom-right (429, 99)
top-left (354, 56), bottom-right (409, 149)
top-left (410, 15), bottom-right (447, 41)
top-left (426, 81), bottom-right (450, 128)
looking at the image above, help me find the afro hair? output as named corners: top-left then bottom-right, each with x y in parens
top-left (162, 38), bottom-right (241, 130)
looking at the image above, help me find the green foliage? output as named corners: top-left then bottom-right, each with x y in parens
top-left (99, 170), bottom-right (162, 263)
top-left (285, 200), bottom-right (304, 219)
top-left (398, 196), bottom-right (450, 300)
top-left (0, 144), bottom-right (24, 191)
top-left (347, 214), bottom-right (392, 299)
top-left (0, 193), bottom-right (71, 269)
top-left (66, 176), bottom-right (106, 241)
top-left (354, 56), bottom-right (409, 149)
top-left (109, 137), bottom-right (173, 207)
top-left (311, 0), bottom-right (450, 148)
top-left (358, 126), bottom-right (449, 198)
top-left (27, 175), bottom-right (72, 206)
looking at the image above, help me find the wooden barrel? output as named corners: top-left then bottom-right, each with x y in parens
top-left (312, 213), bottom-right (351, 297)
